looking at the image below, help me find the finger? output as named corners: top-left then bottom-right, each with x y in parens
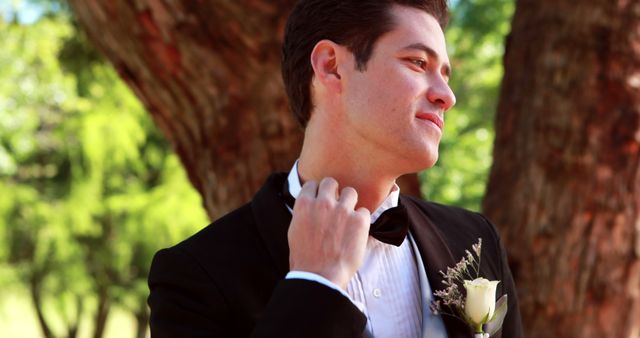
top-left (299, 180), bottom-right (319, 200)
top-left (354, 207), bottom-right (372, 238)
top-left (355, 207), bottom-right (372, 224)
top-left (338, 186), bottom-right (358, 210)
top-left (317, 177), bottom-right (339, 201)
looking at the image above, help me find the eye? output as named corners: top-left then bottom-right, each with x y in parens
top-left (407, 58), bottom-right (427, 70)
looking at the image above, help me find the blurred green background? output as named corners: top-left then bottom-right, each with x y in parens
top-left (0, 0), bottom-right (513, 336)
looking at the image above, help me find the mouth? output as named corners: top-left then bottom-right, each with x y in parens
top-left (415, 112), bottom-right (444, 131)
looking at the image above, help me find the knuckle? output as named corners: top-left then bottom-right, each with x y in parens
top-left (336, 203), bottom-right (351, 215)
top-left (300, 181), bottom-right (318, 195)
top-left (322, 177), bottom-right (338, 186)
top-left (296, 194), bottom-right (312, 207)
top-left (320, 177), bottom-right (338, 191)
top-left (341, 186), bottom-right (357, 198)
top-left (316, 196), bottom-right (334, 210)
top-left (302, 180), bottom-right (317, 189)
top-left (348, 218), bottom-right (369, 236)
top-left (341, 186), bottom-right (356, 195)
top-left (355, 208), bottom-right (371, 222)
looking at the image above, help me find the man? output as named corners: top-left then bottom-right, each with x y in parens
top-left (148, 1), bottom-right (523, 337)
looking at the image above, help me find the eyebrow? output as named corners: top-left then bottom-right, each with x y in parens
top-left (401, 43), bottom-right (452, 78)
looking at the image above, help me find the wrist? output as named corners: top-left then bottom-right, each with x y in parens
top-left (288, 265), bottom-right (350, 289)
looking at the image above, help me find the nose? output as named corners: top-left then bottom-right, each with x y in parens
top-left (427, 77), bottom-right (456, 112)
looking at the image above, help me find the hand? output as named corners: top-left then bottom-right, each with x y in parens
top-left (287, 177), bottom-right (371, 289)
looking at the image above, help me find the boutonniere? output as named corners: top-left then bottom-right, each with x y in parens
top-left (430, 238), bottom-right (508, 338)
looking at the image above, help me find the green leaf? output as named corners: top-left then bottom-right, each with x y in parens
top-left (483, 294), bottom-right (508, 336)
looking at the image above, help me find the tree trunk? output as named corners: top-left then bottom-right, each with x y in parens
top-left (134, 303), bottom-right (150, 338)
top-left (92, 287), bottom-right (110, 338)
top-left (66, 296), bottom-right (83, 338)
top-left (67, 1), bottom-right (420, 219)
top-left (484, 0), bottom-right (640, 337)
top-left (29, 273), bottom-right (56, 338)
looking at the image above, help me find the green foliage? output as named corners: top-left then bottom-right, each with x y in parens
top-left (0, 8), bottom-right (207, 337)
top-left (421, 0), bottom-right (515, 210)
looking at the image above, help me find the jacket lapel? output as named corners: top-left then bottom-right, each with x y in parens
top-left (250, 173), bottom-right (292, 277)
top-left (402, 196), bottom-right (473, 338)
top-left (408, 234), bottom-right (448, 338)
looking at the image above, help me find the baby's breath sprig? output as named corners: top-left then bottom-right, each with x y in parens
top-left (430, 238), bottom-right (483, 321)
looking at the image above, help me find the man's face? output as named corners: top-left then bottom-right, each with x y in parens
top-left (339, 5), bottom-right (456, 173)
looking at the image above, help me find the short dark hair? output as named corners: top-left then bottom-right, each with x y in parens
top-left (281, 0), bottom-right (449, 127)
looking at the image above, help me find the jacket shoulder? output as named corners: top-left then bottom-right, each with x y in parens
top-left (403, 195), bottom-right (503, 262)
top-left (167, 202), bottom-right (275, 277)
top-left (404, 196), bottom-right (497, 237)
top-left (176, 202), bottom-right (257, 253)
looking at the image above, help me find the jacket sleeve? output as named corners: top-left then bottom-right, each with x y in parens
top-left (148, 246), bottom-right (367, 338)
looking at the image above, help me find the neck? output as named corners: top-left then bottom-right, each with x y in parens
top-left (297, 117), bottom-right (400, 212)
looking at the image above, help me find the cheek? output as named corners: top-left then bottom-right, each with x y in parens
top-left (344, 66), bottom-right (420, 122)
top-left (375, 75), bottom-right (421, 122)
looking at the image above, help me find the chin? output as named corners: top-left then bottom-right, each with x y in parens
top-left (402, 150), bottom-right (439, 173)
top-left (421, 155), bottom-right (439, 170)
top-left (424, 144), bottom-right (440, 167)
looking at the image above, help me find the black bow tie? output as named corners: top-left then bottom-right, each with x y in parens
top-left (281, 180), bottom-right (409, 246)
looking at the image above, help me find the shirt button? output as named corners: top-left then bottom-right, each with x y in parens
top-left (372, 288), bottom-right (382, 298)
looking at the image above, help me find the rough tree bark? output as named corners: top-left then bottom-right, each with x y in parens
top-left (67, 0), bottom-right (421, 219)
top-left (483, 0), bottom-right (640, 337)
top-left (68, 0), bottom-right (301, 218)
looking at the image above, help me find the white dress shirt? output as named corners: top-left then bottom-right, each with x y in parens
top-left (284, 162), bottom-right (444, 338)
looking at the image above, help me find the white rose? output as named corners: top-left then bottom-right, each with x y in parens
top-left (464, 278), bottom-right (500, 326)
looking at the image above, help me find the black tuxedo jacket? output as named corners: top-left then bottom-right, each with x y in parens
top-left (148, 173), bottom-right (523, 338)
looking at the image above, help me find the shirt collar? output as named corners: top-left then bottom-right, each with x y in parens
top-left (287, 160), bottom-right (400, 223)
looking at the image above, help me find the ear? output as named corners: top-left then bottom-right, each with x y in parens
top-left (310, 40), bottom-right (344, 93)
